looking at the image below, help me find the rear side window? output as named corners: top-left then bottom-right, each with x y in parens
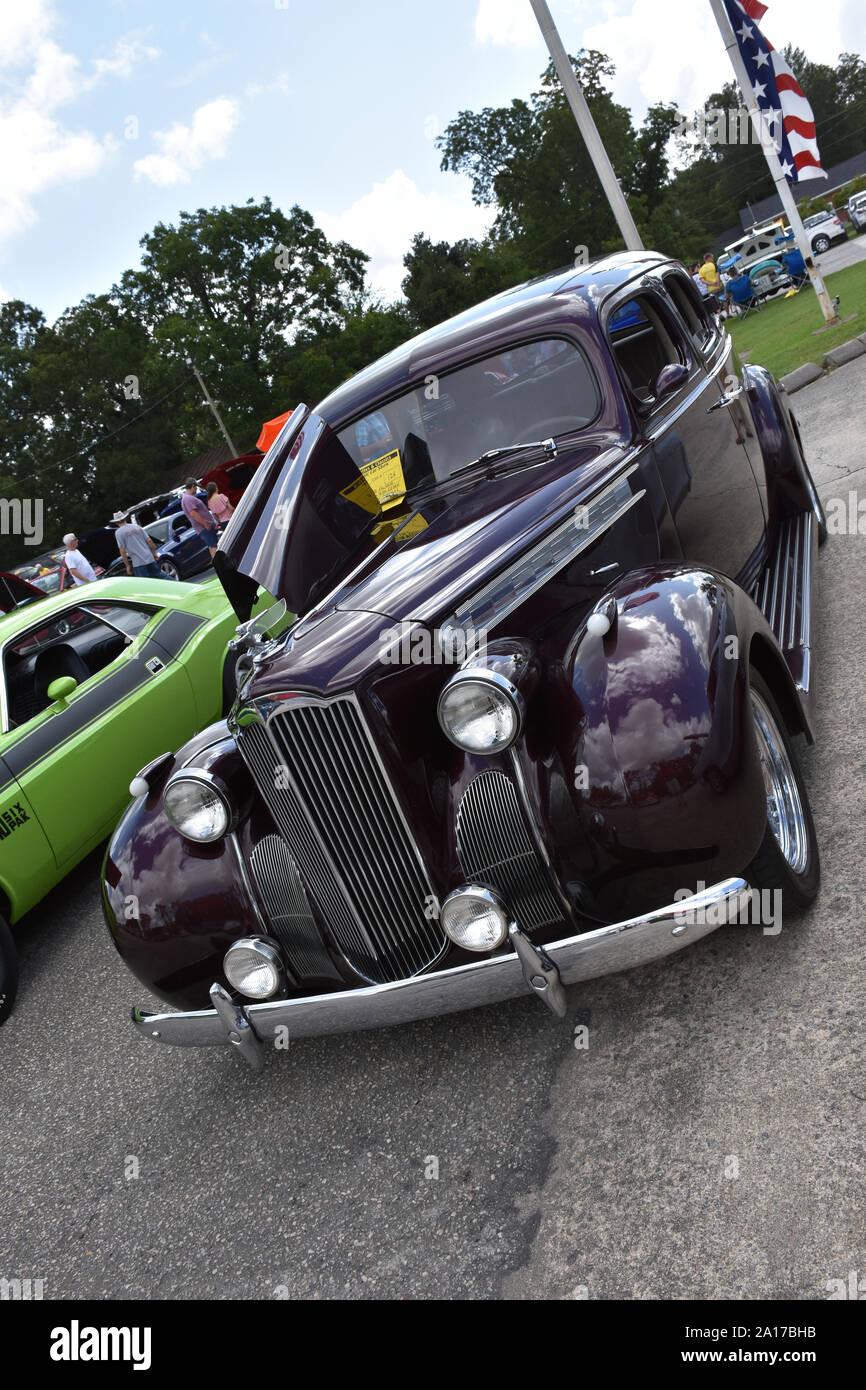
top-left (608, 294), bottom-right (686, 404)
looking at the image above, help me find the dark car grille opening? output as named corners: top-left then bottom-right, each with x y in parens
top-left (456, 770), bottom-right (567, 932)
top-left (238, 696), bottom-right (447, 984)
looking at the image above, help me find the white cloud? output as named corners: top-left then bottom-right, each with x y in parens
top-left (133, 97), bottom-right (240, 186)
top-left (582, 0), bottom-right (856, 119)
top-left (92, 34), bottom-right (160, 81)
top-left (0, 4), bottom-right (159, 248)
top-left (474, 0), bottom-right (583, 49)
top-left (317, 169), bottom-right (494, 302)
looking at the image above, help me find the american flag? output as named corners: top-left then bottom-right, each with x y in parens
top-left (722, 0), bottom-right (827, 181)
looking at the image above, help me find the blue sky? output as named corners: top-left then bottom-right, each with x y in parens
top-left (1, 0), bottom-right (862, 323)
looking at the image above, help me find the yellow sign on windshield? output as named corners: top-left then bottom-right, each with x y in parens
top-left (341, 447), bottom-right (407, 513)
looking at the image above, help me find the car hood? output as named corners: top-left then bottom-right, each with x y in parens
top-left (219, 404), bottom-right (626, 626)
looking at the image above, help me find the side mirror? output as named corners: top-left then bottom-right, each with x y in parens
top-left (652, 362), bottom-right (689, 401)
top-left (47, 676), bottom-right (78, 710)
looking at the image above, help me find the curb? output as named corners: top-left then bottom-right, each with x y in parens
top-left (780, 334), bottom-right (866, 393)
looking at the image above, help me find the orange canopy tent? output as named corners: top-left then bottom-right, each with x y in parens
top-left (256, 411), bottom-right (292, 453)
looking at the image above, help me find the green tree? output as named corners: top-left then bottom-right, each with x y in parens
top-left (401, 234), bottom-right (529, 330)
top-left (116, 197), bottom-right (370, 454)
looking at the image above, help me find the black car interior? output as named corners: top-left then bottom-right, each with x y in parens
top-left (4, 613), bottom-right (129, 727)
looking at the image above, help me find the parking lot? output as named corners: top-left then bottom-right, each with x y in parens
top-left (1, 358), bottom-right (864, 1301)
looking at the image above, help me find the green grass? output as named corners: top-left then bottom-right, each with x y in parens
top-left (727, 259), bottom-right (866, 380)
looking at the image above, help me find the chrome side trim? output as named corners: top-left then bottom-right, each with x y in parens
top-left (130, 878), bottom-right (751, 1057)
top-left (442, 465), bottom-right (645, 636)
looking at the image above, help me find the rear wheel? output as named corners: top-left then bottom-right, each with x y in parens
top-left (745, 673), bottom-right (819, 913)
top-left (0, 914), bottom-right (18, 1026)
top-left (159, 559), bottom-right (180, 580)
top-left (812, 234), bottom-right (831, 254)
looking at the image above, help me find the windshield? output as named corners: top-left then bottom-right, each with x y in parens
top-left (336, 338), bottom-right (598, 501)
top-left (145, 519), bottom-right (171, 545)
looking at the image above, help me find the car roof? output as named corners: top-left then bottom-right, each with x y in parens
top-left (315, 249), bottom-right (672, 427)
top-left (0, 576), bottom-right (207, 642)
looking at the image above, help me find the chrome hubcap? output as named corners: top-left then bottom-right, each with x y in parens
top-left (750, 689), bottom-right (809, 874)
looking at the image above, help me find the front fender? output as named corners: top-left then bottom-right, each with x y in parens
top-left (544, 565), bottom-right (771, 919)
top-left (102, 723), bottom-right (264, 1010)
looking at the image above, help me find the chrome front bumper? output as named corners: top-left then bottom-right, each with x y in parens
top-left (130, 877), bottom-right (750, 1070)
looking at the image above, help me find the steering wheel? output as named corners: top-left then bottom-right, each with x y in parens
top-left (507, 417), bottom-right (581, 446)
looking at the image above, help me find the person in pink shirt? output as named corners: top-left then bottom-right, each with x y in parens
top-left (206, 482), bottom-right (234, 532)
top-left (181, 478), bottom-right (220, 558)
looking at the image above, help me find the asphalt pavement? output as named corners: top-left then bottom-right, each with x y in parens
top-left (1, 361), bottom-right (864, 1300)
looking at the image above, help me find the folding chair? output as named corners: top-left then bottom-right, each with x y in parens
top-left (727, 274), bottom-right (762, 319)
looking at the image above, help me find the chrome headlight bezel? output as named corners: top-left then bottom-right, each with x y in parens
top-left (441, 885), bottom-right (510, 953)
top-left (162, 769), bottom-right (235, 843)
top-left (437, 667), bottom-right (525, 754)
top-left (223, 936), bottom-right (287, 1001)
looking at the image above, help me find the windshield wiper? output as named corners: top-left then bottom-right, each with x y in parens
top-left (381, 437), bottom-right (558, 508)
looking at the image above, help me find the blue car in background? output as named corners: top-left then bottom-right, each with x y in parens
top-left (142, 513), bottom-right (213, 580)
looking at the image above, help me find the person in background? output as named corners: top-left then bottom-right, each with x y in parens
top-left (699, 253), bottom-right (723, 317)
top-left (112, 510), bottom-right (168, 579)
top-left (181, 477), bottom-right (220, 559)
top-left (691, 262), bottom-right (709, 299)
top-left (206, 481), bottom-right (234, 532)
top-left (61, 534), bottom-right (97, 585)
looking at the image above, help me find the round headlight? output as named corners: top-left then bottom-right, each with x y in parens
top-left (223, 938), bottom-right (285, 1000)
top-left (437, 671), bottom-right (522, 754)
top-left (441, 885), bottom-right (509, 952)
top-left (163, 773), bottom-right (231, 843)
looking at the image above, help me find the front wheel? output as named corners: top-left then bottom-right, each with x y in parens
top-left (745, 673), bottom-right (819, 913)
top-left (0, 914), bottom-right (19, 1026)
top-left (159, 559), bottom-right (180, 580)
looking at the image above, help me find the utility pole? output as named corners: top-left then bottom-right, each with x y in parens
top-left (709, 0), bottom-right (839, 326)
top-left (185, 355), bottom-right (239, 457)
top-left (528, 0), bottom-right (644, 252)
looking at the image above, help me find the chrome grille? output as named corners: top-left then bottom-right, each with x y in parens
top-left (238, 696), bottom-right (446, 984)
top-left (456, 770), bottom-right (566, 931)
top-left (248, 835), bottom-right (342, 981)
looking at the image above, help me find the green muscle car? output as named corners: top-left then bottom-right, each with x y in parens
top-left (0, 575), bottom-right (270, 1023)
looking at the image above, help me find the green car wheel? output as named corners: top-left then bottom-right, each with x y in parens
top-left (0, 914), bottom-right (18, 1026)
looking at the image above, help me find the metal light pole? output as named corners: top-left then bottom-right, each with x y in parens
top-left (185, 355), bottom-right (239, 457)
top-left (528, 0), bottom-right (644, 252)
top-left (709, 0), bottom-right (839, 326)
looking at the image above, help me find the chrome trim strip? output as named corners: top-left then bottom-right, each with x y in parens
top-left (131, 878), bottom-right (751, 1053)
top-left (443, 465), bottom-right (645, 636)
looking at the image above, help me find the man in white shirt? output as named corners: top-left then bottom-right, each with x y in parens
top-left (62, 533), bottom-right (97, 585)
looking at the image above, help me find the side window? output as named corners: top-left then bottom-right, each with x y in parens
top-left (664, 272), bottom-right (714, 353)
top-left (608, 294), bottom-right (687, 405)
top-left (3, 606), bottom-right (146, 730)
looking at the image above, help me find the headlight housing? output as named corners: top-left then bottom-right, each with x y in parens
top-left (441, 885), bottom-right (510, 952)
top-left (437, 668), bottom-right (524, 754)
top-left (223, 937), bottom-right (286, 1000)
top-left (163, 771), bottom-right (233, 843)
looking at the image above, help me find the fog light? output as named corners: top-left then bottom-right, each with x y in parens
top-left (441, 885), bottom-right (509, 952)
top-left (223, 938), bottom-right (285, 1000)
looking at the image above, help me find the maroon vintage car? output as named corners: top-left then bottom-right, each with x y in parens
top-left (103, 251), bottom-right (823, 1070)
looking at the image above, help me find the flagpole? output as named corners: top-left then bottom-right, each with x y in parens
top-left (528, 0), bottom-right (644, 252)
top-left (709, 0), bottom-right (839, 325)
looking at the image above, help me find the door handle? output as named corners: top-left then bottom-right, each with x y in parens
top-left (706, 386), bottom-right (744, 413)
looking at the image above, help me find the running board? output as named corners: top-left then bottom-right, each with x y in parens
top-left (753, 511), bottom-right (816, 739)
